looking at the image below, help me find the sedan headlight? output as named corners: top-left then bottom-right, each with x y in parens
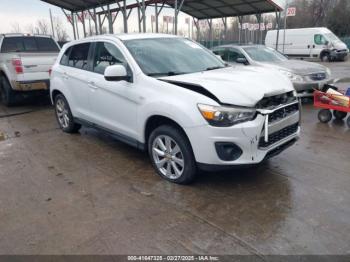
top-left (279, 69), bottom-right (304, 82)
top-left (198, 104), bottom-right (256, 127)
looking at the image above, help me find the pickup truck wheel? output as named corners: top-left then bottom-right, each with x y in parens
top-left (0, 76), bottom-right (17, 107)
top-left (148, 125), bottom-right (196, 184)
top-left (54, 94), bottom-right (81, 133)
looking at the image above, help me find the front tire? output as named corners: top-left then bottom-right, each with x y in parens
top-left (0, 76), bottom-right (17, 106)
top-left (148, 125), bottom-right (196, 184)
top-left (54, 94), bottom-right (81, 133)
top-left (321, 53), bottom-right (330, 62)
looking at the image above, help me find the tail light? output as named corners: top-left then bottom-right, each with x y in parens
top-left (12, 58), bottom-right (23, 74)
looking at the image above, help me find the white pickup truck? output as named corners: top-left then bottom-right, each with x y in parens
top-left (0, 34), bottom-right (60, 106)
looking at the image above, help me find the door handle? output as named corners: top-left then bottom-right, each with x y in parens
top-left (307, 45), bottom-right (310, 49)
top-left (313, 45), bottom-right (315, 48)
top-left (63, 72), bottom-right (69, 80)
top-left (88, 81), bottom-right (98, 89)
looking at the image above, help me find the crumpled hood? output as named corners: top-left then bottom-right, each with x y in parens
top-left (259, 59), bottom-right (327, 75)
top-left (160, 66), bottom-right (294, 107)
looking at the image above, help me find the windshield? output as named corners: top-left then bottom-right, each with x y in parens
top-left (325, 33), bottom-right (340, 42)
top-left (124, 38), bottom-right (225, 76)
top-left (243, 46), bottom-right (287, 62)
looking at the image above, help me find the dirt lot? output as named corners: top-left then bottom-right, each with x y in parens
top-left (0, 61), bottom-right (349, 255)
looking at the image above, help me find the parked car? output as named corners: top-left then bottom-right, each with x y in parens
top-left (265, 27), bottom-right (349, 62)
top-left (212, 45), bottom-right (333, 97)
top-left (50, 34), bottom-right (300, 184)
top-left (0, 34), bottom-right (60, 106)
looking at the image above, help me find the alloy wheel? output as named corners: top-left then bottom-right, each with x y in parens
top-left (152, 135), bottom-right (185, 180)
top-left (56, 98), bottom-right (70, 129)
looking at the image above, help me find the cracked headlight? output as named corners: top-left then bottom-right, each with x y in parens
top-left (279, 69), bottom-right (304, 83)
top-left (198, 104), bottom-right (256, 127)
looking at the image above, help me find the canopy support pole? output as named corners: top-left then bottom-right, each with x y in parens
top-left (62, 9), bottom-right (76, 40)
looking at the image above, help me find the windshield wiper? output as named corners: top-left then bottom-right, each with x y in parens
top-left (147, 72), bottom-right (187, 77)
top-left (205, 66), bottom-right (225, 71)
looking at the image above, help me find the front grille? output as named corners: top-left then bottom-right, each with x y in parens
top-left (256, 91), bottom-right (296, 109)
top-left (269, 103), bottom-right (299, 123)
top-left (309, 72), bottom-right (326, 81)
top-left (259, 123), bottom-right (299, 148)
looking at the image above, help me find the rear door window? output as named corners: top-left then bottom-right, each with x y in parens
top-left (68, 43), bottom-right (91, 70)
top-left (1, 37), bottom-right (59, 53)
top-left (93, 42), bottom-right (127, 75)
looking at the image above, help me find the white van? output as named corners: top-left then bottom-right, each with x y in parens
top-left (265, 27), bottom-right (349, 62)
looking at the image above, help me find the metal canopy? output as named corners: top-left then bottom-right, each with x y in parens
top-left (165, 0), bottom-right (283, 19)
top-left (41, 0), bottom-right (282, 17)
top-left (40, 0), bottom-right (119, 12)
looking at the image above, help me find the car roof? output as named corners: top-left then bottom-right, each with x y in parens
top-left (1, 33), bottom-right (53, 38)
top-left (77, 33), bottom-right (179, 42)
top-left (212, 44), bottom-right (265, 49)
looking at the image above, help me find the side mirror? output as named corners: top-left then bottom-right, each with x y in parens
top-left (325, 40), bottom-right (329, 46)
top-left (236, 57), bottom-right (249, 65)
top-left (104, 64), bottom-right (130, 82)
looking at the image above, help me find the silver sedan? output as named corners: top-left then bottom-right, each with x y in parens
top-left (212, 45), bottom-right (333, 97)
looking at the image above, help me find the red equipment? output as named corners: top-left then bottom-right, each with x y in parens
top-left (314, 90), bottom-right (350, 127)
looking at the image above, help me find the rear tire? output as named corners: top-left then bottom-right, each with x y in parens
top-left (318, 109), bottom-right (332, 123)
top-left (0, 75), bottom-right (17, 107)
top-left (148, 125), bottom-right (196, 185)
top-left (333, 110), bottom-right (347, 120)
top-left (347, 117), bottom-right (350, 128)
top-left (54, 94), bottom-right (81, 133)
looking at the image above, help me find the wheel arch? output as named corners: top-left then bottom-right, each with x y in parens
top-left (143, 115), bottom-right (195, 156)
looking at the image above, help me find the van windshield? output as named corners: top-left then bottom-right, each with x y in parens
top-left (1, 37), bottom-right (60, 53)
top-left (243, 46), bottom-right (287, 62)
top-left (123, 38), bottom-right (225, 77)
top-left (325, 33), bottom-right (340, 42)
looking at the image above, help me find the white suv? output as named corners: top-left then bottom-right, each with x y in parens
top-left (50, 34), bottom-right (300, 184)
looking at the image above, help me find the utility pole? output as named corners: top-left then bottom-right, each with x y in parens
top-left (49, 9), bottom-right (55, 39)
top-left (283, 0), bottom-right (289, 53)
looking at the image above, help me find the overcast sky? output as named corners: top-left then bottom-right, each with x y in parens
top-left (0, 0), bottom-right (287, 40)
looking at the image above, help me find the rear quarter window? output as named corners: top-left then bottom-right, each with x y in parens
top-left (60, 47), bottom-right (72, 66)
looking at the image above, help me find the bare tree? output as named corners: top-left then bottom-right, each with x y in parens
top-left (10, 22), bottom-right (21, 33)
top-left (53, 17), bottom-right (69, 42)
top-left (35, 19), bottom-right (50, 35)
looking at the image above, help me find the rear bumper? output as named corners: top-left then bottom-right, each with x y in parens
top-left (12, 80), bottom-right (50, 91)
